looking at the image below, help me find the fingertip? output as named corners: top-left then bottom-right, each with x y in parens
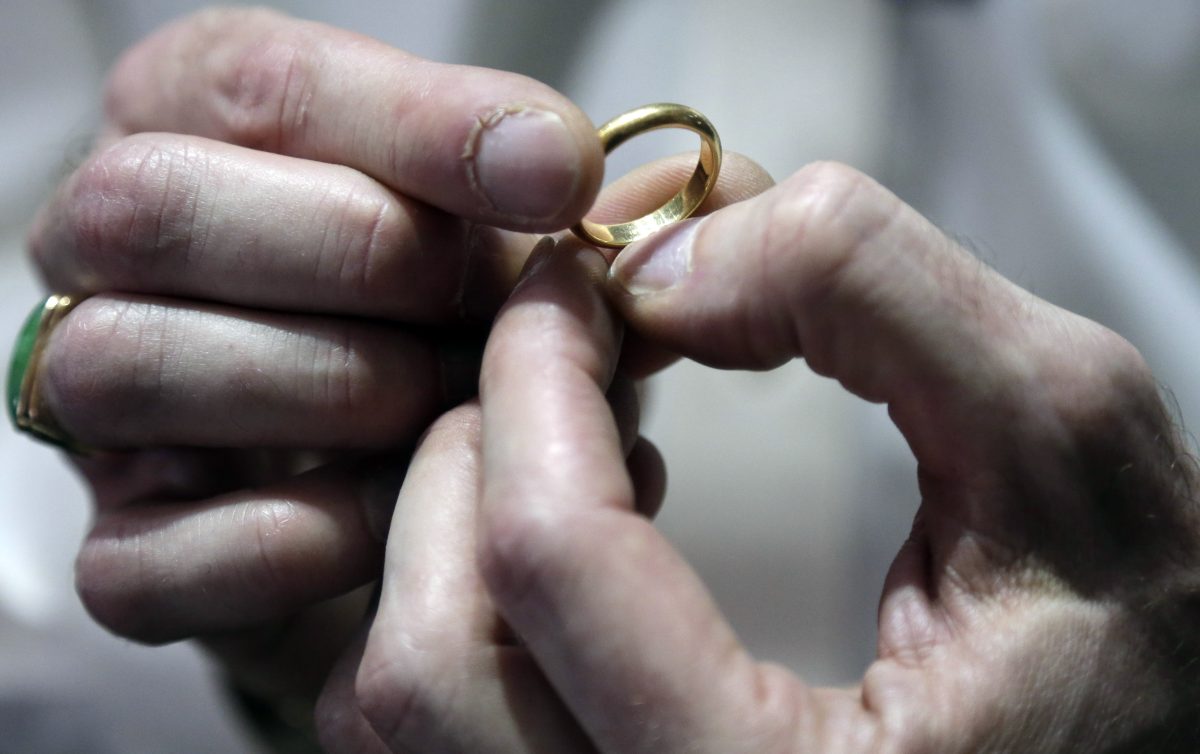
top-left (510, 234), bottom-right (610, 296)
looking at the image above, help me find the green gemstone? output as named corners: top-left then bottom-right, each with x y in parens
top-left (7, 301), bottom-right (46, 429)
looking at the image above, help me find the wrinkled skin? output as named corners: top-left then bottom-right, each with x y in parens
top-left (25, 8), bottom-right (1199, 753)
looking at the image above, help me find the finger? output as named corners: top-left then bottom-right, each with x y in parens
top-left (104, 8), bottom-right (603, 231)
top-left (315, 629), bottom-right (392, 754)
top-left (30, 133), bottom-right (532, 322)
top-left (606, 161), bottom-right (1148, 481)
top-left (75, 455), bottom-right (400, 644)
top-left (479, 238), bottom-right (826, 753)
top-left (75, 447), bottom-right (288, 512)
top-left (357, 403), bottom-right (595, 752)
top-left (205, 584), bottom-right (377, 735)
top-left (591, 152), bottom-right (775, 377)
top-left (38, 295), bottom-right (473, 449)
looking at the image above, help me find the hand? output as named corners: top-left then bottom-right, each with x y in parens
top-left (312, 236), bottom-right (666, 753)
top-left (337, 163), bottom-right (1200, 752)
top-left (26, 5), bottom-right (775, 732)
top-left (28, 5), bottom-right (603, 712)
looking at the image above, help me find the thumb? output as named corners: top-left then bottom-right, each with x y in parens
top-left (605, 161), bottom-right (1132, 478)
top-left (606, 160), bottom-right (1010, 376)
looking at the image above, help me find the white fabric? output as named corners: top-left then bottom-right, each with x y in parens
top-left (1, 0), bottom-right (1196, 750)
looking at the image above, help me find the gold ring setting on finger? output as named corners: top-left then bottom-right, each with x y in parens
top-left (571, 103), bottom-right (722, 249)
top-left (7, 294), bottom-right (86, 452)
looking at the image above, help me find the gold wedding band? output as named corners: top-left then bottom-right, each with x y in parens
top-left (7, 294), bottom-right (85, 452)
top-left (571, 103), bottom-right (722, 249)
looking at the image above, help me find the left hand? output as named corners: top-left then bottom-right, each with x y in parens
top-left (35, 8), bottom-right (606, 713)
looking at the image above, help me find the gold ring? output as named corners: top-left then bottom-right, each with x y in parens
top-left (571, 103), bottom-right (722, 249)
top-left (7, 294), bottom-right (86, 452)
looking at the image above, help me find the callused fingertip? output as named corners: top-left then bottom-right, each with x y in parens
top-left (466, 105), bottom-right (587, 229)
top-left (609, 216), bottom-right (701, 296)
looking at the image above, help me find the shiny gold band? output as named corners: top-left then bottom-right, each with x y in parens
top-left (572, 103), bottom-right (722, 249)
top-left (8, 294), bottom-right (85, 452)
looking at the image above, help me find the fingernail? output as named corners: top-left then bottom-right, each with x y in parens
top-left (610, 218), bottom-right (701, 295)
top-left (469, 107), bottom-right (581, 223)
top-left (361, 460), bottom-right (407, 543)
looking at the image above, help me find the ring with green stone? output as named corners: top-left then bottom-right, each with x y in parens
top-left (7, 294), bottom-right (87, 452)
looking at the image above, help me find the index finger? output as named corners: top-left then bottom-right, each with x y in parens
top-left (477, 238), bottom-right (831, 753)
top-left (104, 7), bottom-right (603, 231)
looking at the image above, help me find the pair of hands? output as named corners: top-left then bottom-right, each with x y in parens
top-left (26, 8), bottom-right (1199, 753)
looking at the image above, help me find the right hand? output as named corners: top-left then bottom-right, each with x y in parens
top-left (25, 4), bottom-right (603, 714)
top-left (323, 164), bottom-right (1200, 753)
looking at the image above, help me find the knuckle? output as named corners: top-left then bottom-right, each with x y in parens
top-left (306, 326), bottom-right (435, 443)
top-left (476, 496), bottom-right (572, 611)
top-left (768, 161), bottom-right (892, 290)
top-left (102, 6), bottom-right (292, 128)
top-left (239, 500), bottom-right (303, 600)
top-left (211, 19), bottom-right (317, 150)
top-left (311, 691), bottom-right (350, 754)
top-left (736, 663), bottom-right (807, 754)
top-left (313, 682), bottom-right (377, 754)
top-left (1033, 319), bottom-right (1159, 432)
top-left (309, 326), bottom-right (386, 423)
top-left (1091, 326), bottom-right (1155, 390)
top-left (354, 633), bottom-right (431, 747)
top-left (740, 161), bottom-right (894, 368)
top-left (320, 188), bottom-right (404, 300)
top-left (1086, 326), bottom-right (1155, 397)
top-left (318, 185), bottom-right (466, 313)
top-left (67, 136), bottom-right (205, 282)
